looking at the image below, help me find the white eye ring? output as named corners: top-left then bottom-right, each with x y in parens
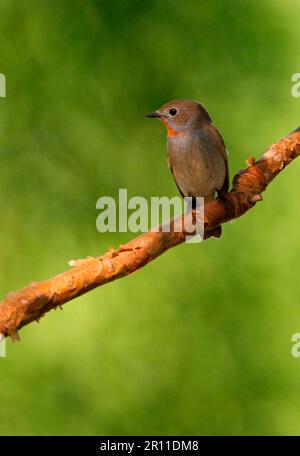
top-left (169, 108), bottom-right (178, 116)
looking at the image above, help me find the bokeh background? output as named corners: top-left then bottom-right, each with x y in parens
top-left (0, 0), bottom-right (300, 436)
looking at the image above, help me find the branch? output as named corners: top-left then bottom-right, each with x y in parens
top-left (1, 127), bottom-right (300, 341)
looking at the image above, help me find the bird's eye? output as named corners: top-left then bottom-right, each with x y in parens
top-left (169, 108), bottom-right (177, 116)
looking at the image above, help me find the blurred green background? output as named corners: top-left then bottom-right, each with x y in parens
top-left (0, 0), bottom-right (300, 436)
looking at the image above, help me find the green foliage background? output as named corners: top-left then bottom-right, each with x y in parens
top-left (0, 0), bottom-right (300, 435)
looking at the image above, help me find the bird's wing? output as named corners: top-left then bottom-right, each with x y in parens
top-left (209, 124), bottom-right (230, 196)
top-left (167, 154), bottom-right (185, 197)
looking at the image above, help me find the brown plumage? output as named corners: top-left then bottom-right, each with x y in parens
top-left (146, 99), bottom-right (229, 238)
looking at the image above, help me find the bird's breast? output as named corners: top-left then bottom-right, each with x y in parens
top-left (167, 129), bottom-right (226, 197)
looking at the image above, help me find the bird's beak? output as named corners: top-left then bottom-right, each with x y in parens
top-left (145, 111), bottom-right (161, 118)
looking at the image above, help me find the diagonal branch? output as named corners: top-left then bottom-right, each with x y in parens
top-left (0, 127), bottom-right (300, 341)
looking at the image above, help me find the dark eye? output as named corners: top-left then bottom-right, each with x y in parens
top-left (169, 108), bottom-right (177, 116)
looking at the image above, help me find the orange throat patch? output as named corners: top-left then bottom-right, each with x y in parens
top-left (160, 117), bottom-right (181, 137)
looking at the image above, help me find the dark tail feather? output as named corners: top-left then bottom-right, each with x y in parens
top-left (204, 225), bottom-right (222, 240)
top-left (191, 194), bottom-right (223, 239)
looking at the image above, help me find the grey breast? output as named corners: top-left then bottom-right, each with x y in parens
top-left (167, 127), bottom-right (226, 197)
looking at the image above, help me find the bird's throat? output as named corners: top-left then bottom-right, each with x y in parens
top-left (159, 118), bottom-right (181, 137)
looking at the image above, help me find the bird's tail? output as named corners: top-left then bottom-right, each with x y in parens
top-left (204, 225), bottom-right (222, 239)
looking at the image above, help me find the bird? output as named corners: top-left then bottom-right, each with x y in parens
top-left (146, 99), bottom-right (229, 238)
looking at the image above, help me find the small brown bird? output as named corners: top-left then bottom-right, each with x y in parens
top-left (146, 99), bottom-right (229, 237)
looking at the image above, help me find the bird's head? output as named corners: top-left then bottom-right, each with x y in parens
top-left (146, 99), bottom-right (212, 136)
